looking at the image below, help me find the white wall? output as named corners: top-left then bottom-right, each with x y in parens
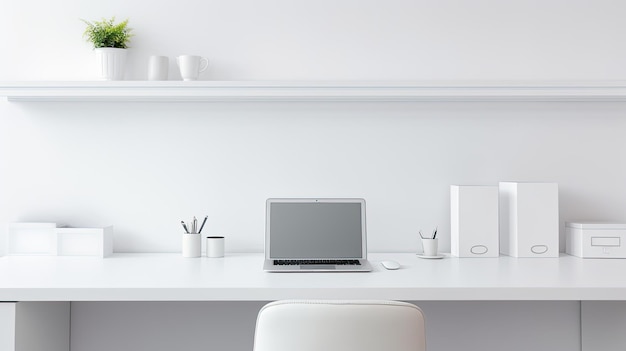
top-left (2, 0), bottom-right (626, 254)
top-left (3, 0), bottom-right (626, 81)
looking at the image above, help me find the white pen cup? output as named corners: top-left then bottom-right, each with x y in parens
top-left (206, 236), bottom-right (225, 258)
top-left (421, 238), bottom-right (438, 257)
top-left (182, 233), bottom-right (201, 258)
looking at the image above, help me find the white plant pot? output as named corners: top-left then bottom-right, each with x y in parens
top-left (95, 48), bottom-right (127, 80)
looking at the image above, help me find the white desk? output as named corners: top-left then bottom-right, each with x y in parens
top-left (0, 252), bottom-right (624, 301)
top-left (1, 253), bottom-right (625, 351)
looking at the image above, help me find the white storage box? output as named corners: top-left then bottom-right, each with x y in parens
top-left (6, 223), bottom-right (113, 257)
top-left (566, 222), bottom-right (626, 258)
top-left (451, 185), bottom-right (499, 257)
top-left (499, 182), bottom-right (559, 257)
top-left (6, 223), bottom-right (57, 255)
top-left (56, 227), bottom-right (113, 257)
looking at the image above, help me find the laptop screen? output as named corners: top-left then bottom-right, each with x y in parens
top-left (267, 200), bottom-right (365, 259)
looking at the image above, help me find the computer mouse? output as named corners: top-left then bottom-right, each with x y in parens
top-left (381, 260), bottom-right (401, 270)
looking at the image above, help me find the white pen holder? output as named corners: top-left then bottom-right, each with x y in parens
top-left (421, 238), bottom-right (439, 257)
top-left (206, 236), bottom-right (225, 258)
top-left (182, 233), bottom-right (201, 258)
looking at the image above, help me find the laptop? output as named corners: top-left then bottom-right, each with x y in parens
top-left (263, 198), bottom-right (373, 272)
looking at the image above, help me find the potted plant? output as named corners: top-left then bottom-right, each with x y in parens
top-left (82, 17), bottom-right (133, 80)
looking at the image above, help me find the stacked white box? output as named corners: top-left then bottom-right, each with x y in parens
top-left (451, 185), bottom-right (499, 257)
top-left (499, 182), bottom-right (559, 257)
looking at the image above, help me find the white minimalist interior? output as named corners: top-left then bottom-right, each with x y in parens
top-left (2, 1), bottom-right (626, 351)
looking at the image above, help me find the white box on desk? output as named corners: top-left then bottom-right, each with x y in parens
top-left (451, 185), bottom-right (499, 257)
top-left (56, 226), bottom-right (113, 257)
top-left (499, 182), bottom-right (559, 257)
top-left (6, 223), bottom-right (113, 257)
top-left (566, 222), bottom-right (626, 258)
top-left (6, 223), bottom-right (57, 255)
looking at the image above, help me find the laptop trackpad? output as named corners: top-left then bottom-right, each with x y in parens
top-left (300, 265), bottom-right (336, 270)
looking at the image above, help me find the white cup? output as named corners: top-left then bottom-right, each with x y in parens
top-left (421, 238), bottom-right (438, 257)
top-left (148, 56), bottom-right (169, 80)
top-left (206, 236), bottom-right (225, 258)
top-left (176, 55), bottom-right (209, 81)
top-left (182, 233), bottom-right (201, 258)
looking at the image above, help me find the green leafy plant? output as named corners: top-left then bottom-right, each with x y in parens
top-left (82, 17), bottom-right (132, 49)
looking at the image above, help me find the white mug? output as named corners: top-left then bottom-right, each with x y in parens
top-left (206, 236), bottom-right (225, 258)
top-left (148, 55), bottom-right (169, 81)
top-left (176, 55), bottom-right (209, 81)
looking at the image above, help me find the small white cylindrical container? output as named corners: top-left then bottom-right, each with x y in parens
top-left (421, 238), bottom-right (438, 257)
top-left (182, 233), bottom-right (201, 258)
top-left (148, 55), bottom-right (169, 80)
top-left (206, 236), bottom-right (225, 258)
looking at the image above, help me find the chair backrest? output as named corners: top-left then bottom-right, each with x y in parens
top-left (253, 300), bottom-right (426, 351)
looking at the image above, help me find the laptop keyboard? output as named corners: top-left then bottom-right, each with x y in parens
top-left (274, 259), bottom-right (361, 266)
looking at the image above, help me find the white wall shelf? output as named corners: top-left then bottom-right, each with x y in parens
top-left (3, 81), bottom-right (626, 102)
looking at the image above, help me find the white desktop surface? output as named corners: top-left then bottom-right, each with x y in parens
top-left (0, 253), bottom-right (624, 301)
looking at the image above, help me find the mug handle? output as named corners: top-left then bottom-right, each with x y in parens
top-left (199, 57), bottom-right (209, 72)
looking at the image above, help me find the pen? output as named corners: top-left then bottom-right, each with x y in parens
top-left (198, 215), bottom-right (208, 234)
top-left (419, 230), bottom-right (425, 239)
top-left (193, 216), bottom-right (197, 234)
top-left (432, 227), bottom-right (438, 239)
top-left (181, 221), bottom-right (190, 234)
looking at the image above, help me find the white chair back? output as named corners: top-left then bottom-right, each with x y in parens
top-left (253, 300), bottom-right (426, 351)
